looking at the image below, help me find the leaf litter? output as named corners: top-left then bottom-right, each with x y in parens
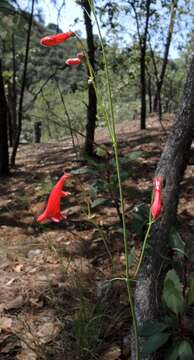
top-left (0, 116), bottom-right (194, 359)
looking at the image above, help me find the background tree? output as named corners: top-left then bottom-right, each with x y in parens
top-left (128, 0), bottom-right (152, 130)
top-left (151, 0), bottom-right (178, 121)
top-left (11, 0), bottom-right (35, 166)
top-left (78, 0), bottom-right (97, 156)
top-left (0, 59), bottom-right (9, 176)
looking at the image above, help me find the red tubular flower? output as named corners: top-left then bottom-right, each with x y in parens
top-left (151, 177), bottom-right (163, 219)
top-left (37, 173), bottom-right (71, 223)
top-left (40, 32), bottom-right (75, 47)
top-left (65, 58), bottom-right (81, 66)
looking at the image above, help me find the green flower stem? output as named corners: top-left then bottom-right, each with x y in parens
top-left (134, 218), bottom-right (155, 278)
top-left (85, 1), bottom-right (140, 358)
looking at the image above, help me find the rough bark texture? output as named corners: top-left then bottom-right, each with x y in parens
top-left (131, 56), bottom-right (194, 359)
top-left (83, 0), bottom-right (97, 156)
top-left (0, 59), bottom-right (9, 176)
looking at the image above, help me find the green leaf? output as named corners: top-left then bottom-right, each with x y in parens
top-left (162, 282), bottom-right (184, 315)
top-left (96, 147), bottom-right (107, 157)
top-left (163, 270), bottom-right (184, 315)
top-left (140, 322), bottom-right (169, 337)
top-left (189, 253), bottom-right (194, 262)
top-left (187, 286), bottom-right (194, 306)
top-left (164, 269), bottom-right (182, 292)
top-left (120, 171), bottom-right (129, 181)
top-left (169, 227), bottom-right (185, 257)
top-left (163, 315), bottom-right (179, 328)
top-left (90, 184), bottom-right (98, 200)
top-left (178, 341), bottom-right (194, 359)
top-left (91, 198), bottom-right (107, 208)
top-left (165, 344), bottom-right (179, 360)
top-left (143, 332), bottom-right (171, 354)
top-left (120, 151), bottom-right (144, 163)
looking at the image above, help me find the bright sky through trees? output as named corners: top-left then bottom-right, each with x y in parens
top-left (17, 0), bottom-right (194, 58)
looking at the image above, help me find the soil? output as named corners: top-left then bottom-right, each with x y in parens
top-left (0, 114), bottom-right (194, 360)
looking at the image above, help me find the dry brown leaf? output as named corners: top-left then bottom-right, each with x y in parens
top-left (0, 303), bottom-right (6, 313)
top-left (14, 264), bottom-right (24, 273)
top-left (37, 322), bottom-right (60, 344)
top-left (29, 298), bottom-right (44, 308)
top-left (6, 295), bottom-right (24, 310)
top-left (16, 349), bottom-right (37, 360)
top-left (101, 346), bottom-right (121, 360)
top-left (0, 317), bottom-right (13, 332)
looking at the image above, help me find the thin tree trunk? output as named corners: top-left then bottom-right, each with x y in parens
top-left (132, 0), bottom-right (151, 129)
top-left (131, 55), bottom-right (194, 359)
top-left (11, 0), bottom-right (35, 166)
top-left (11, 33), bottom-right (17, 141)
top-left (147, 72), bottom-right (152, 113)
top-left (7, 107), bottom-right (13, 147)
top-left (153, 0), bottom-right (178, 113)
top-left (140, 49), bottom-right (147, 129)
top-left (82, 0), bottom-right (97, 156)
top-left (0, 59), bottom-right (9, 176)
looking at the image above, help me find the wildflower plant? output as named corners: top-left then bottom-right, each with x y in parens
top-left (37, 4), bottom-right (165, 358)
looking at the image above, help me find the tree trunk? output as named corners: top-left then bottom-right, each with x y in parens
top-left (11, 0), bottom-right (35, 166)
top-left (153, 0), bottom-right (178, 114)
top-left (82, 0), bottom-right (97, 156)
top-left (7, 107), bottom-right (13, 147)
top-left (11, 33), bottom-right (17, 142)
top-left (131, 55), bottom-right (194, 359)
top-left (140, 0), bottom-right (151, 130)
top-left (147, 73), bottom-right (152, 113)
top-left (140, 50), bottom-right (146, 129)
top-left (0, 59), bottom-right (9, 176)
top-left (34, 121), bottom-right (42, 143)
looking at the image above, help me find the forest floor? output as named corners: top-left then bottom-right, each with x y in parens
top-left (0, 114), bottom-right (194, 360)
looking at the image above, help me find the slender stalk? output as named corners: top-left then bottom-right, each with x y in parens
top-left (135, 190), bottom-right (155, 277)
top-left (134, 218), bottom-right (154, 278)
top-left (85, 1), bottom-right (140, 357)
top-left (55, 80), bottom-right (78, 159)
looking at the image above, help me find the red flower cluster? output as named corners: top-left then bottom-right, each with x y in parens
top-left (40, 32), bottom-right (75, 47)
top-left (65, 58), bottom-right (81, 66)
top-left (37, 173), bottom-right (71, 223)
top-left (151, 177), bottom-right (163, 219)
top-left (40, 32), bottom-right (84, 67)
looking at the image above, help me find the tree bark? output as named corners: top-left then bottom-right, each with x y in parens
top-left (140, 49), bottom-right (147, 129)
top-left (131, 55), bottom-right (194, 359)
top-left (153, 0), bottom-right (178, 114)
top-left (82, 0), bottom-right (97, 156)
top-left (11, 0), bottom-right (35, 166)
top-left (140, 0), bottom-right (151, 130)
top-left (0, 59), bottom-right (9, 176)
top-left (11, 33), bottom-right (17, 142)
top-left (131, 0), bottom-right (151, 129)
top-left (147, 72), bottom-right (152, 113)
